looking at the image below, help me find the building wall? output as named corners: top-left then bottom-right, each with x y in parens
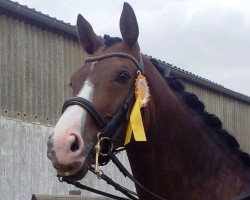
top-left (0, 12), bottom-right (82, 125)
top-left (0, 117), bottom-right (133, 200)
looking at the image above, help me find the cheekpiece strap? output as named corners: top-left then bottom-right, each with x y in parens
top-left (85, 52), bottom-right (144, 74)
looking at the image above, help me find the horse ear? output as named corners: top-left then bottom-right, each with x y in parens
top-left (77, 14), bottom-right (101, 54)
top-left (120, 3), bottom-right (139, 48)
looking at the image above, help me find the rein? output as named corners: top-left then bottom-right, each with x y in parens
top-left (60, 52), bottom-right (167, 200)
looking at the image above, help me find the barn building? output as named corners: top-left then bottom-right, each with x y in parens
top-left (0, 0), bottom-right (250, 199)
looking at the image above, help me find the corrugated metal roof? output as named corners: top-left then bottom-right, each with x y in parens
top-left (152, 57), bottom-right (250, 104)
top-left (0, 0), bottom-right (250, 104)
top-left (0, 0), bottom-right (77, 36)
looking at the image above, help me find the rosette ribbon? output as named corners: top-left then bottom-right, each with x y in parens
top-left (124, 97), bottom-right (147, 145)
top-left (124, 74), bottom-right (149, 145)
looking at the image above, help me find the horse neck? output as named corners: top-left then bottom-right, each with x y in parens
top-left (126, 59), bottom-right (250, 200)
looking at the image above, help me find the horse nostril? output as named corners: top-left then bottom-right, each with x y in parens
top-left (70, 136), bottom-right (79, 152)
top-left (70, 142), bottom-right (79, 152)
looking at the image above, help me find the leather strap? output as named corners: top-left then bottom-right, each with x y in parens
top-left (108, 153), bottom-right (167, 200)
top-left (61, 176), bottom-right (132, 200)
top-left (62, 97), bottom-right (107, 129)
top-left (85, 52), bottom-right (144, 74)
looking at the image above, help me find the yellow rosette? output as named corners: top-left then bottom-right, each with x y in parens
top-left (124, 73), bottom-right (150, 145)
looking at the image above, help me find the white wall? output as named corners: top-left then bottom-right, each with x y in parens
top-left (0, 116), bottom-right (135, 200)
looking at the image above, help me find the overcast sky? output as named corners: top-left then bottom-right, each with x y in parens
top-left (17, 0), bottom-right (250, 96)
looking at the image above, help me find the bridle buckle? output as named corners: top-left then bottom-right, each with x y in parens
top-left (94, 132), bottom-right (114, 173)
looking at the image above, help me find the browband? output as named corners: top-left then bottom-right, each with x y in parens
top-left (85, 52), bottom-right (145, 74)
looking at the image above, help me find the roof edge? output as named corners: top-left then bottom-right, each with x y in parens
top-left (155, 59), bottom-right (250, 104)
top-left (0, 0), bottom-right (77, 36)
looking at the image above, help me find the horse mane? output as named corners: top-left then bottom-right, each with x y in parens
top-left (102, 35), bottom-right (250, 167)
top-left (150, 57), bottom-right (250, 167)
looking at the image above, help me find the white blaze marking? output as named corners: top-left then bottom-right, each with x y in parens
top-left (53, 78), bottom-right (94, 138)
top-left (77, 79), bottom-right (94, 99)
top-left (90, 61), bottom-right (97, 71)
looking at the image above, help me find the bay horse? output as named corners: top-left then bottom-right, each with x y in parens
top-left (47, 3), bottom-right (250, 200)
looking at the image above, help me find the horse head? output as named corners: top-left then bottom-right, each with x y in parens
top-left (47, 3), bottom-right (154, 181)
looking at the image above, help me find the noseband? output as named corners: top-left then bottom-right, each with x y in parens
top-left (62, 52), bottom-right (144, 153)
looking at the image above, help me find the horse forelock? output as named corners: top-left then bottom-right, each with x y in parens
top-left (103, 34), bottom-right (122, 47)
top-left (149, 58), bottom-right (250, 168)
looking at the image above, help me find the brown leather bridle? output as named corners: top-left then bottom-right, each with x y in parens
top-left (60, 52), bottom-right (168, 200)
top-left (62, 52), bottom-right (144, 144)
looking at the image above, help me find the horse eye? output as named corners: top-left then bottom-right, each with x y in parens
top-left (117, 70), bottom-right (131, 83)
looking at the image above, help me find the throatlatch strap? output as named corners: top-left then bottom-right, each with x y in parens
top-left (101, 86), bottom-right (135, 139)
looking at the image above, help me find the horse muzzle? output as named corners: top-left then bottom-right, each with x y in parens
top-left (47, 131), bottom-right (88, 180)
